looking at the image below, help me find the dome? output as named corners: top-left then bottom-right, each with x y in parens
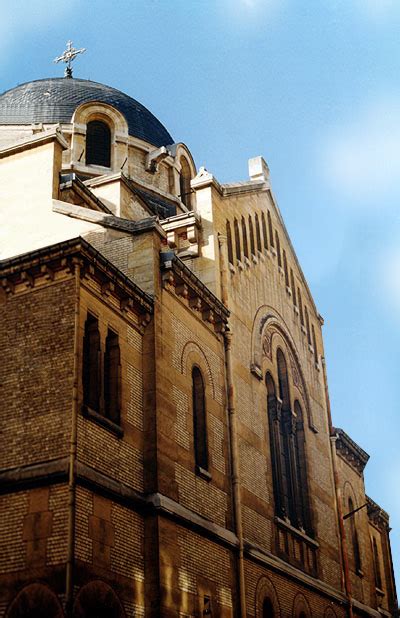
top-left (0, 78), bottom-right (173, 147)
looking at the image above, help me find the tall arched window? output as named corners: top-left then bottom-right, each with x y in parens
top-left (83, 313), bottom-right (101, 412)
top-left (372, 536), bottom-right (382, 589)
top-left (255, 213), bottom-right (262, 252)
top-left (297, 288), bottom-right (304, 326)
top-left (290, 270), bottom-right (297, 306)
top-left (86, 120), bottom-right (111, 167)
top-left (249, 215), bottom-right (256, 256)
top-left (348, 497), bottom-right (361, 573)
top-left (266, 352), bottom-right (312, 533)
top-left (311, 325), bottom-right (318, 364)
top-left (192, 367), bottom-right (208, 471)
top-left (261, 212), bottom-right (268, 250)
top-left (179, 156), bottom-right (192, 209)
top-left (234, 218), bottom-right (241, 261)
top-left (304, 306), bottom-right (311, 345)
top-left (241, 216), bottom-right (249, 259)
top-left (268, 211), bottom-right (274, 248)
top-left (104, 329), bottom-right (121, 424)
top-left (283, 250), bottom-right (289, 287)
top-left (275, 232), bottom-right (282, 267)
top-left (226, 221), bottom-right (234, 265)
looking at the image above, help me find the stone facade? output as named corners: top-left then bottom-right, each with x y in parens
top-left (0, 77), bottom-right (397, 617)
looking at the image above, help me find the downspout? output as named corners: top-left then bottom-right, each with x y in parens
top-left (66, 260), bottom-right (81, 616)
top-left (218, 234), bottom-right (247, 617)
top-left (321, 356), bottom-right (353, 618)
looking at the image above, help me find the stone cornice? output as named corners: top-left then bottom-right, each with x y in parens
top-left (334, 427), bottom-right (369, 475)
top-left (160, 251), bottom-right (229, 332)
top-left (0, 236), bottom-right (153, 317)
top-left (367, 495), bottom-right (390, 531)
top-left (0, 126), bottom-right (68, 158)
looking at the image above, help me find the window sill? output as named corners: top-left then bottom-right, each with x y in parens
top-left (228, 263), bottom-right (236, 274)
top-left (82, 405), bottom-right (124, 438)
top-left (294, 305), bottom-right (299, 315)
top-left (275, 516), bottom-right (319, 549)
top-left (286, 285), bottom-right (292, 296)
top-left (375, 587), bottom-right (385, 597)
top-left (196, 465), bottom-right (212, 481)
top-left (356, 568), bottom-right (364, 578)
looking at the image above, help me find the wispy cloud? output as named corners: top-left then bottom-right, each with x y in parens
top-left (319, 95), bottom-right (400, 208)
top-left (220, 0), bottom-right (284, 29)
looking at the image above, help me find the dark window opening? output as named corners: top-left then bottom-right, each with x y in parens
top-left (268, 211), bottom-right (274, 247)
top-left (242, 216), bottom-right (249, 258)
top-left (86, 120), bottom-right (111, 167)
top-left (262, 597), bottom-right (275, 618)
top-left (83, 313), bottom-right (101, 412)
top-left (255, 213), bottom-right (262, 252)
top-left (226, 221), bottom-right (234, 265)
top-left (305, 306), bottom-right (312, 345)
top-left (104, 329), bottom-right (121, 424)
top-left (261, 212), bottom-right (268, 250)
top-left (192, 367), bottom-right (208, 471)
top-left (373, 537), bottom-right (382, 589)
top-left (179, 156), bottom-right (192, 209)
top-left (283, 250), bottom-right (289, 287)
top-left (249, 215), bottom-right (256, 256)
top-left (298, 288), bottom-right (304, 325)
top-left (234, 218), bottom-right (241, 261)
top-left (275, 231), bottom-right (282, 267)
top-left (291, 270), bottom-right (297, 305)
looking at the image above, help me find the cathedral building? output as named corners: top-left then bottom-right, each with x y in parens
top-left (0, 72), bottom-right (397, 617)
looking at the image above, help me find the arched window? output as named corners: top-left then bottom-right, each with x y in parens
top-left (104, 329), bottom-right (121, 424)
top-left (275, 232), bottom-right (282, 267)
top-left (6, 584), bottom-right (64, 618)
top-left (261, 212), bottom-right (268, 250)
top-left (304, 306), bottom-right (311, 345)
top-left (262, 598), bottom-right (275, 618)
top-left (234, 218), bottom-right (241, 261)
top-left (179, 156), bottom-right (192, 209)
top-left (86, 120), bottom-right (111, 167)
top-left (268, 211), bottom-right (274, 248)
top-left (348, 497), bottom-right (361, 573)
top-left (266, 353), bottom-right (312, 533)
top-left (241, 216), bottom-right (249, 259)
top-left (298, 288), bottom-right (304, 326)
top-left (283, 250), bottom-right (289, 287)
top-left (255, 213), bottom-right (262, 252)
top-left (226, 221), bottom-right (234, 265)
top-left (290, 270), bottom-right (297, 305)
top-left (192, 367), bottom-right (208, 471)
top-left (83, 313), bottom-right (101, 412)
top-left (372, 536), bottom-right (382, 589)
top-left (249, 215), bottom-right (256, 256)
top-left (311, 325), bottom-right (318, 364)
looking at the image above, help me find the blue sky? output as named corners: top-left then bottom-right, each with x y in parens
top-left (2, 0), bottom-right (399, 587)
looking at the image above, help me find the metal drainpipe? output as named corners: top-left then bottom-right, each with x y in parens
top-left (66, 260), bottom-right (81, 616)
top-left (218, 234), bottom-right (247, 617)
top-left (322, 357), bottom-right (353, 618)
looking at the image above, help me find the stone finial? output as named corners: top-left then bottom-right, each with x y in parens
top-left (248, 156), bottom-right (270, 182)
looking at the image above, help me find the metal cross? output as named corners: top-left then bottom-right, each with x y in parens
top-left (54, 40), bottom-right (86, 78)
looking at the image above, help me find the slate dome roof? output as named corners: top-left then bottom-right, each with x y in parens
top-left (0, 78), bottom-right (173, 147)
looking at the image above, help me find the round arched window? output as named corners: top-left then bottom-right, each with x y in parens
top-left (86, 120), bottom-right (111, 167)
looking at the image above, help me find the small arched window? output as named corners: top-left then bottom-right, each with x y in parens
top-left (83, 313), bottom-right (101, 412)
top-left (234, 218), bottom-right (241, 261)
top-left (226, 221), bottom-right (234, 265)
top-left (179, 156), bottom-right (192, 209)
top-left (192, 367), bottom-right (208, 471)
top-left (304, 306), bottom-right (312, 345)
top-left (86, 120), bottom-right (111, 167)
top-left (241, 216), bottom-right (249, 259)
top-left (262, 597), bottom-right (275, 618)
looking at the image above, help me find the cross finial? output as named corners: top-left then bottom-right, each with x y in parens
top-left (54, 40), bottom-right (86, 78)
